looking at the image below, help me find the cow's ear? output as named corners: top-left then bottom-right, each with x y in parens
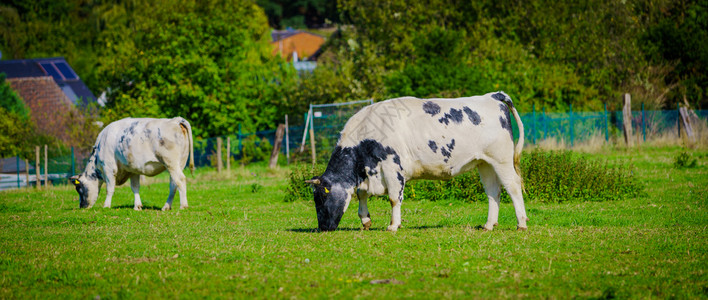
top-left (70, 175), bottom-right (80, 186)
top-left (305, 177), bottom-right (321, 185)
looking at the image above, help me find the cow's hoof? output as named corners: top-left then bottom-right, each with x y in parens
top-left (179, 205), bottom-right (188, 209)
top-left (362, 220), bottom-right (372, 230)
top-left (161, 204), bottom-right (172, 211)
top-left (517, 226), bottom-right (528, 231)
top-left (134, 205), bottom-right (143, 211)
top-left (386, 225), bottom-right (399, 232)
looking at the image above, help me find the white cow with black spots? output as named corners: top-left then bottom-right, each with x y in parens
top-left (307, 91), bottom-right (528, 231)
top-left (71, 117), bottom-right (195, 211)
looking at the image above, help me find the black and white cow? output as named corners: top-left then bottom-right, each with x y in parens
top-left (71, 117), bottom-right (195, 211)
top-left (307, 91), bottom-right (528, 231)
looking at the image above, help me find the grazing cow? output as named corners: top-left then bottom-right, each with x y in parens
top-left (71, 117), bottom-right (195, 211)
top-left (307, 91), bottom-right (528, 232)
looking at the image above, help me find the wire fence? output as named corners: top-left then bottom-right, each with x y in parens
top-left (1, 105), bottom-right (706, 190)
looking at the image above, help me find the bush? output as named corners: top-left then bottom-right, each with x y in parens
top-left (673, 152), bottom-right (697, 168)
top-left (239, 135), bottom-right (273, 165)
top-left (284, 149), bottom-right (644, 203)
top-left (521, 149), bottom-right (644, 203)
top-left (284, 163), bottom-right (326, 202)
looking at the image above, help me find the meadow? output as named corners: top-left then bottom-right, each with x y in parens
top-left (0, 146), bottom-right (706, 299)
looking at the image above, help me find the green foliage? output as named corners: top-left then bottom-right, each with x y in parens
top-left (291, 0), bottom-right (707, 111)
top-left (284, 163), bottom-right (325, 202)
top-left (0, 75), bottom-right (55, 158)
top-left (0, 73), bottom-right (30, 120)
top-left (238, 135), bottom-right (273, 165)
top-left (96, 0), bottom-right (296, 138)
top-left (673, 151), bottom-right (697, 168)
top-left (0, 107), bottom-right (34, 158)
top-left (250, 183), bottom-right (263, 193)
top-left (256, 0), bottom-right (339, 29)
top-left (640, 1), bottom-right (708, 108)
top-left (521, 149), bottom-right (644, 203)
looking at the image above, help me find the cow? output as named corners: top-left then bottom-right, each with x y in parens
top-left (71, 117), bottom-right (195, 211)
top-left (306, 91), bottom-right (529, 232)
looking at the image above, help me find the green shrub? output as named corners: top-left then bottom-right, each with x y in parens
top-left (284, 149), bottom-right (644, 203)
top-left (284, 163), bottom-right (326, 202)
top-left (521, 149), bottom-right (643, 203)
top-left (673, 152), bottom-right (697, 168)
top-left (239, 135), bottom-right (273, 165)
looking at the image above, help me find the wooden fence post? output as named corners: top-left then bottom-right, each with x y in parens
top-left (35, 146), bottom-right (40, 189)
top-left (24, 159), bottom-right (29, 188)
top-left (70, 147), bottom-right (75, 177)
top-left (15, 156), bottom-right (20, 188)
top-left (622, 93), bottom-right (633, 147)
top-left (679, 106), bottom-right (696, 144)
top-left (531, 104), bottom-right (536, 145)
top-left (226, 137), bottom-right (231, 173)
top-left (44, 145), bottom-right (48, 187)
top-left (285, 115), bottom-right (290, 164)
top-left (543, 107), bottom-right (548, 140)
top-left (604, 103), bottom-right (609, 142)
top-left (309, 122), bottom-right (316, 168)
top-left (641, 103), bottom-right (646, 142)
top-left (216, 137), bottom-right (223, 173)
top-left (269, 124), bottom-right (286, 169)
top-left (569, 103), bottom-right (574, 147)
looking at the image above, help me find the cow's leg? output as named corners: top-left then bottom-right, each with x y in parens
top-left (494, 162), bottom-right (529, 230)
top-left (103, 178), bottom-right (116, 208)
top-left (357, 189), bottom-right (372, 230)
top-left (130, 174), bottom-right (143, 211)
top-left (385, 170), bottom-right (405, 232)
top-left (168, 167), bottom-right (188, 209)
top-left (162, 177), bottom-right (177, 211)
top-left (479, 163), bottom-right (501, 231)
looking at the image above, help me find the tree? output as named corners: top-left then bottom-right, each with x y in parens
top-left (256, 0), bottom-right (339, 29)
top-left (0, 73), bottom-right (54, 158)
top-left (97, 0), bottom-right (297, 138)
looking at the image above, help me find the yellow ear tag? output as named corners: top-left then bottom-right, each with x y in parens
top-left (74, 179), bottom-right (80, 185)
top-left (324, 187), bottom-right (330, 194)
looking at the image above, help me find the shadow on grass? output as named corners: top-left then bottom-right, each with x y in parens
top-left (112, 204), bottom-right (164, 211)
top-left (287, 224), bottom-right (444, 233)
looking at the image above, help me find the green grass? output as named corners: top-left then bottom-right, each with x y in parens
top-left (1, 146), bottom-right (707, 298)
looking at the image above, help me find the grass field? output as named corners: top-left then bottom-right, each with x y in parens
top-left (0, 146), bottom-right (706, 298)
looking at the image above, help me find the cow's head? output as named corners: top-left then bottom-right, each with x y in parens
top-left (307, 176), bottom-right (351, 231)
top-left (70, 175), bottom-right (99, 208)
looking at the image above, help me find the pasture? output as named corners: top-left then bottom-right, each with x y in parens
top-left (0, 146), bottom-right (706, 298)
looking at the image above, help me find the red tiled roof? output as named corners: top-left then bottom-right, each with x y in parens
top-left (271, 31), bottom-right (325, 61)
top-left (6, 77), bottom-right (78, 145)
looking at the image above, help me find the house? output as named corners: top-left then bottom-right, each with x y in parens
top-left (0, 57), bottom-right (97, 145)
top-left (271, 29), bottom-right (324, 73)
top-left (0, 57), bottom-right (96, 106)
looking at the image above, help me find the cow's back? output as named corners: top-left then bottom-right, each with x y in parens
top-left (337, 94), bottom-right (516, 180)
top-left (95, 117), bottom-right (190, 176)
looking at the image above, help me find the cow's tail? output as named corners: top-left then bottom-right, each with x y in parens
top-left (179, 118), bottom-right (195, 176)
top-left (498, 92), bottom-right (525, 191)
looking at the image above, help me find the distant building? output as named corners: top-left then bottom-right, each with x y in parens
top-left (0, 57), bottom-right (96, 106)
top-left (271, 29), bottom-right (324, 74)
top-left (0, 57), bottom-right (97, 145)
